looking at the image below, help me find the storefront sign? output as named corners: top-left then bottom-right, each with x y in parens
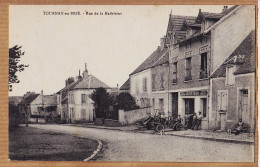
top-left (180, 90), bottom-right (207, 96)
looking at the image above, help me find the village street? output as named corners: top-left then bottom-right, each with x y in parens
top-left (29, 124), bottom-right (254, 162)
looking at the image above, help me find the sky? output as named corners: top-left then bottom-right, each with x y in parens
top-left (9, 5), bottom-right (230, 96)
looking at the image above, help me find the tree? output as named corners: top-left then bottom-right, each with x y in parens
top-left (90, 87), bottom-right (111, 118)
top-left (117, 92), bottom-right (139, 111)
top-left (9, 45), bottom-right (29, 91)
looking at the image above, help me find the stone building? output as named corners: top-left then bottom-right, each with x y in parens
top-left (155, 5), bottom-right (255, 129)
top-left (68, 65), bottom-right (111, 123)
top-left (210, 31), bottom-right (255, 132)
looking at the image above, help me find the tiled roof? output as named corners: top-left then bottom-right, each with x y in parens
top-left (170, 15), bottom-right (196, 42)
top-left (201, 12), bottom-right (224, 19)
top-left (58, 79), bottom-right (82, 101)
top-left (73, 75), bottom-right (110, 89)
top-left (18, 94), bottom-right (40, 106)
top-left (130, 47), bottom-right (168, 75)
top-left (152, 52), bottom-right (169, 67)
top-left (211, 30), bottom-right (255, 78)
top-left (43, 95), bottom-right (57, 106)
top-left (120, 78), bottom-right (130, 90)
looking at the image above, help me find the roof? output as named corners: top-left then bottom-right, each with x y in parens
top-left (120, 78), bottom-right (130, 90)
top-left (18, 94), bottom-right (40, 106)
top-left (57, 79), bottom-right (82, 101)
top-left (73, 75), bottom-right (110, 89)
top-left (43, 95), bottom-right (57, 107)
top-left (211, 30), bottom-right (255, 78)
top-left (152, 52), bottom-right (169, 67)
top-left (130, 47), bottom-right (168, 75)
top-left (169, 15), bottom-right (196, 42)
top-left (179, 5), bottom-right (239, 45)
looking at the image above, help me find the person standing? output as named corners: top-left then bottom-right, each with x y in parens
top-left (197, 112), bottom-right (203, 130)
top-left (191, 113), bottom-right (197, 130)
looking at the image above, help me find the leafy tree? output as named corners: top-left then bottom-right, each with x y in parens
top-left (90, 87), bottom-right (111, 118)
top-left (117, 92), bottom-right (139, 111)
top-left (9, 45), bottom-right (29, 91)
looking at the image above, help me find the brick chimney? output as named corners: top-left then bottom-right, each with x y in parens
top-left (160, 36), bottom-right (166, 51)
top-left (82, 63), bottom-right (89, 79)
top-left (65, 77), bottom-right (75, 86)
top-left (222, 6), bottom-right (228, 12)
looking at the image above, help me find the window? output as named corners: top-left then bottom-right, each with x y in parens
top-left (201, 98), bottom-right (207, 117)
top-left (152, 74), bottom-right (156, 90)
top-left (146, 98), bottom-right (150, 107)
top-left (185, 57), bottom-right (192, 81)
top-left (143, 78), bottom-right (147, 91)
top-left (81, 94), bottom-right (87, 104)
top-left (135, 80), bottom-right (139, 94)
top-left (70, 107), bottom-right (75, 118)
top-left (172, 62), bottom-right (177, 83)
top-left (160, 73), bottom-right (165, 90)
top-left (217, 91), bottom-right (227, 111)
top-left (159, 98), bottom-right (164, 111)
top-left (226, 66), bottom-right (235, 86)
top-left (200, 53), bottom-right (208, 79)
top-left (152, 98), bottom-right (155, 108)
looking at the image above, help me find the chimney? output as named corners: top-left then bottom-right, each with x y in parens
top-left (82, 63), bottom-right (89, 79)
top-left (160, 36), bottom-right (166, 51)
top-left (65, 77), bottom-right (75, 86)
top-left (199, 9), bottom-right (201, 13)
top-left (222, 6), bottom-right (228, 12)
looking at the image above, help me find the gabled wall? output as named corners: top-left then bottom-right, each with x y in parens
top-left (211, 5), bottom-right (255, 73)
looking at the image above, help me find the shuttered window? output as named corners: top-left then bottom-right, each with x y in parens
top-left (217, 91), bottom-right (227, 111)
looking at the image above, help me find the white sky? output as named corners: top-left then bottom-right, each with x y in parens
top-left (9, 5), bottom-right (231, 96)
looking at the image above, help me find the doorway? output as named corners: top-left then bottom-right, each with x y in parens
top-left (184, 98), bottom-right (194, 115)
top-left (172, 93), bottom-right (178, 120)
top-left (239, 89), bottom-right (249, 124)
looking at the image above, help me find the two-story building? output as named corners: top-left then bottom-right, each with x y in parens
top-left (129, 43), bottom-right (168, 109)
top-left (68, 65), bottom-right (111, 123)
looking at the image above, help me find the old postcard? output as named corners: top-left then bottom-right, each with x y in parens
top-left (8, 4), bottom-right (256, 164)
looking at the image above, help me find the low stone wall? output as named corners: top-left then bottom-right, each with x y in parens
top-left (94, 118), bottom-right (104, 126)
top-left (119, 107), bottom-right (151, 125)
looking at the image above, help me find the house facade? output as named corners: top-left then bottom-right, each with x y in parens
top-left (210, 31), bottom-right (255, 132)
top-left (68, 66), bottom-right (111, 123)
top-left (148, 5), bottom-right (255, 130)
top-left (129, 41), bottom-right (168, 110)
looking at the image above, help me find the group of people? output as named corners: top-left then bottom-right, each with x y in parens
top-left (184, 112), bottom-right (203, 130)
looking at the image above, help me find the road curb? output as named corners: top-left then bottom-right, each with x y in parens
top-left (83, 140), bottom-right (103, 161)
top-left (166, 133), bottom-right (254, 145)
top-left (64, 124), bottom-right (254, 145)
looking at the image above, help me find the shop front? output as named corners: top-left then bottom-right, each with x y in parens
top-left (178, 89), bottom-right (208, 130)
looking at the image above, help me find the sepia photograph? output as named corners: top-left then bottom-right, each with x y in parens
top-left (8, 5), bottom-right (256, 162)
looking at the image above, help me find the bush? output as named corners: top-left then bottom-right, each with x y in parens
top-left (117, 92), bottom-right (139, 111)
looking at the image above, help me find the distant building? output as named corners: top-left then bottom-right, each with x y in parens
top-left (9, 96), bottom-right (23, 106)
top-left (119, 78), bottom-right (130, 93)
top-left (210, 31), bottom-right (255, 132)
top-left (68, 65), bottom-right (111, 123)
top-left (56, 76), bottom-right (82, 123)
top-left (18, 91), bottom-right (57, 123)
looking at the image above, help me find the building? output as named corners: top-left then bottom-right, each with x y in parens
top-left (164, 5), bottom-right (254, 129)
top-left (56, 76), bottom-right (82, 123)
top-left (68, 65), bottom-right (111, 123)
top-left (18, 92), bottom-right (40, 120)
top-left (129, 42), bottom-right (168, 109)
top-left (210, 31), bottom-right (255, 132)
top-left (119, 78), bottom-right (130, 93)
top-left (18, 91), bottom-right (57, 123)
